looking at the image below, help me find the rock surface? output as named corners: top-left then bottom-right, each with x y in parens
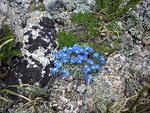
top-left (136, 0), bottom-right (150, 22)
top-left (1, 12), bottom-right (57, 87)
top-left (0, 0), bottom-right (150, 113)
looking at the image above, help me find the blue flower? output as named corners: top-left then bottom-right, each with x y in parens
top-left (60, 53), bottom-right (70, 60)
top-left (99, 56), bottom-right (107, 65)
top-left (68, 47), bottom-right (74, 53)
top-left (62, 46), bottom-right (68, 51)
top-left (79, 48), bottom-right (85, 54)
top-left (51, 68), bottom-right (59, 75)
top-left (62, 59), bottom-right (69, 64)
top-left (51, 44), bottom-right (106, 83)
top-left (74, 49), bottom-right (81, 54)
top-left (86, 59), bottom-right (94, 65)
top-left (83, 66), bottom-right (92, 74)
top-left (55, 52), bottom-right (62, 59)
top-left (72, 44), bottom-right (81, 49)
top-left (90, 64), bottom-right (101, 71)
top-left (53, 61), bottom-right (63, 68)
top-left (84, 65), bottom-right (90, 69)
top-left (93, 52), bottom-right (100, 58)
top-left (76, 59), bottom-right (83, 64)
top-left (60, 69), bottom-right (70, 78)
top-left (70, 58), bottom-right (75, 63)
top-left (84, 46), bottom-right (94, 53)
top-left (76, 55), bottom-right (86, 63)
top-left (84, 74), bottom-right (93, 83)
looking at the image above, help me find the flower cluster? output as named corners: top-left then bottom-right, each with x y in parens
top-left (51, 44), bottom-right (106, 83)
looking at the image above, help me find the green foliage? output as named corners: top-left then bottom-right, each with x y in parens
top-left (59, 0), bottom-right (141, 55)
top-left (95, 0), bottom-right (141, 21)
top-left (71, 13), bottom-right (100, 36)
top-left (70, 13), bottom-right (122, 54)
top-left (0, 25), bottom-right (21, 63)
top-left (57, 31), bottom-right (78, 48)
top-left (96, 0), bottom-right (122, 15)
top-left (71, 13), bottom-right (99, 27)
top-left (71, 13), bottom-right (122, 36)
top-left (70, 0), bottom-right (141, 55)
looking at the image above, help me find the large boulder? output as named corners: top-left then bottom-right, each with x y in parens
top-left (1, 12), bottom-right (57, 87)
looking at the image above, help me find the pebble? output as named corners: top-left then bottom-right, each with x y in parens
top-left (77, 84), bottom-right (86, 93)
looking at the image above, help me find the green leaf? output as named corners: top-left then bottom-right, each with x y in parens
top-left (7, 85), bottom-right (48, 98)
top-left (0, 36), bottom-right (15, 45)
top-left (0, 89), bottom-right (32, 102)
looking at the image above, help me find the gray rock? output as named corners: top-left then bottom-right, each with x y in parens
top-left (141, 38), bottom-right (150, 46)
top-left (43, 0), bottom-right (56, 9)
top-left (77, 84), bottom-right (86, 93)
top-left (60, 96), bottom-right (69, 104)
top-left (43, 0), bottom-right (93, 12)
top-left (136, 0), bottom-right (150, 22)
top-left (43, 0), bottom-right (64, 11)
top-left (87, 71), bottom-right (125, 109)
top-left (8, 0), bottom-right (32, 8)
top-left (0, 2), bottom-right (8, 13)
top-left (2, 12), bottom-right (58, 87)
top-left (0, 1), bottom-right (29, 32)
top-left (106, 54), bottom-right (126, 73)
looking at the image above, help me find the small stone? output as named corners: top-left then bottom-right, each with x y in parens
top-left (141, 38), bottom-right (150, 46)
top-left (60, 96), bottom-right (69, 104)
top-left (77, 84), bottom-right (86, 93)
top-left (0, 2), bottom-right (8, 13)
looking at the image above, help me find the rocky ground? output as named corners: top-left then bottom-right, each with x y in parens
top-left (0, 0), bottom-right (150, 113)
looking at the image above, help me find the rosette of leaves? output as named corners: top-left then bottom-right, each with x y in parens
top-left (0, 25), bottom-right (21, 64)
top-left (51, 44), bottom-right (106, 83)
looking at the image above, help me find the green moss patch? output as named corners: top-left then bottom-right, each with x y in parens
top-left (57, 31), bottom-right (78, 48)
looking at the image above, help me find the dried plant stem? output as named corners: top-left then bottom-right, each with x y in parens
top-left (0, 39), bottom-right (13, 50)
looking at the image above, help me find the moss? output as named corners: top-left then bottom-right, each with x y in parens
top-left (71, 13), bottom-right (98, 26)
top-left (57, 31), bottom-right (78, 48)
top-left (71, 13), bottom-right (100, 36)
